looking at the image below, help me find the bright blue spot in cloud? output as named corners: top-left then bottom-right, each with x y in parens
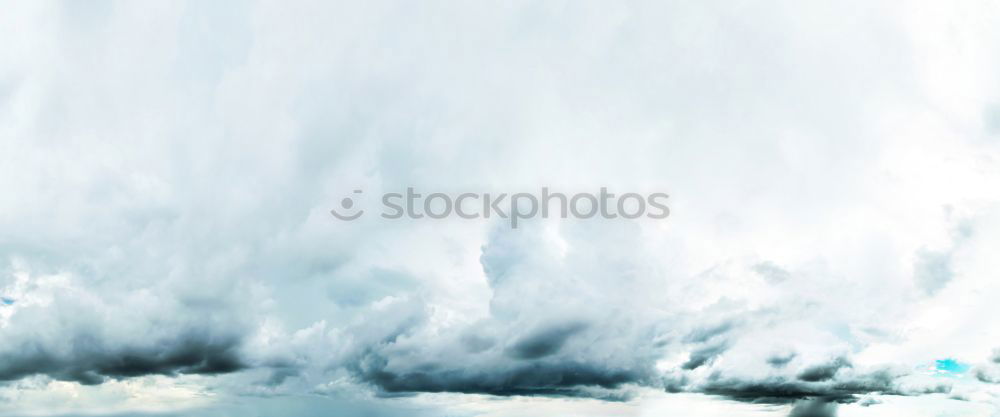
top-left (934, 358), bottom-right (969, 377)
top-left (0, 297), bottom-right (13, 305)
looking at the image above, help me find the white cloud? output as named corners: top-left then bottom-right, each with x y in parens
top-left (2, 1), bottom-right (1000, 416)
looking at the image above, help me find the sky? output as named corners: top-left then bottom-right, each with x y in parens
top-left (2, 1), bottom-right (1000, 416)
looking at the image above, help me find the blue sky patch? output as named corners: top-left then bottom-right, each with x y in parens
top-left (934, 358), bottom-right (970, 377)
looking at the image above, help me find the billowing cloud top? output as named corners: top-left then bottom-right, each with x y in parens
top-left (2, 1), bottom-right (1000, 416)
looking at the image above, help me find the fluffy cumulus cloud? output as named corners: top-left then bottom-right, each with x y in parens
top-left (3, 1), bottom-right (1000, 416)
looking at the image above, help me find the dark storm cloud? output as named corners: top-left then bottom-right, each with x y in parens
top-left (0, 330), bottom-right (245, 384)
top-left (698, 368), bottom-right (903, 404)
top-left (700, 377), bottom-right (854, 404)
top-left (505, 322), bottom-right (589, 360)
top-left (342, 314), bottom-right (651, 398)
top-left (679, 319), bottom-right (736, 371)
top-left (354, 355), bottom-right (646, 397)
top-left (797, 357), bottom-right (851, 382)
top-left (682, 343), bottom-right (729, 370)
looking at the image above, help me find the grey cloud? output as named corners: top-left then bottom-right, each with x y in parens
top-left (974, 366), bottom-right (1000, 384)
top-left (971, 347), bottom-right (1000, 383)
top-left (683, 320), bottom-right (736, 343)
top-left (700, 377), bottom-right (851, 404)
top-left (985, 103), bottom-right (1000, 136)
top-left (913, 249), bottom-right (953, 296)
top-left (753, 262), bottom-right (792, 284)
top-left (0, 256), bottom-right (256, 388)
top-left (260, 365), bottom-right (301, 388)
top-left (680, 320), bottom-right (737, 370)
top-left (342, 314), bottom-right (655, 399)
top-left (797, 357), bottom-right (851, 382)
top-left (767, 352), bottom-right (798, 368)
top-left (356, 356), bottom-right (645, 397)
top-left (857, 396), bottom-right (881, 407)
top-left (788, 398), bottom-right (837, 417)
top-left (329, 224), bottom-right (669, 399)
top-left (697, 367), bottom-right (915, 405)
top-left (682, 343), bottom-right (729, 370)
top-left (459, 332), bottom-right (496, 354)
top-left (505, 321), bottom-right (589, 360)
top-left (325, 221), bottom-right (941, 406)
top-left (0, 330), bottom-right (244, 385)
top-left (3, 0), bottom-right (1000, 415)
top-left (912, 221), bottom-right (974, 297)
top-left (662, 374), bottom-right (689, 394)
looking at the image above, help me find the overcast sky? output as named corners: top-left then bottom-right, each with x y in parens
top-left (3, 1), bottom-right (1000, 416)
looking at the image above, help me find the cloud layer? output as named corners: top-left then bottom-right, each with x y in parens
top-left (3, 1), bottom-right (1000, 416)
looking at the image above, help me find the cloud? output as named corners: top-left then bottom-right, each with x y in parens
top-left (913, 249), bottom-right (953, 295)
top-left (971, 349), bottom-right (1000, 384)
top-left (504, 321), bottom-right (590, 360)
top-left (767, 353), bottom-right (798, 369)
top-left (357, 358), bottom-right (644, 398)
top-left (752, 262), bottom-right (792, 284)
top-left (788, 399), bottom-right (837, 417)
top-left (696, 370), bottom-right (895, 405)
top-left (3, 0), bottom-right (1000, 416)
top-left (0, 264), bottom-right (252, 386)
top-left (797, 357), bottom-right (851, 383)
top-left (684, 321), bottom-right (737, 344)
top-left (0, 331), bottom-right (243, 385)
top-left (322, 224), bottom-right (671, 399)
top-left (682, 343), bottom-right (730, 371)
